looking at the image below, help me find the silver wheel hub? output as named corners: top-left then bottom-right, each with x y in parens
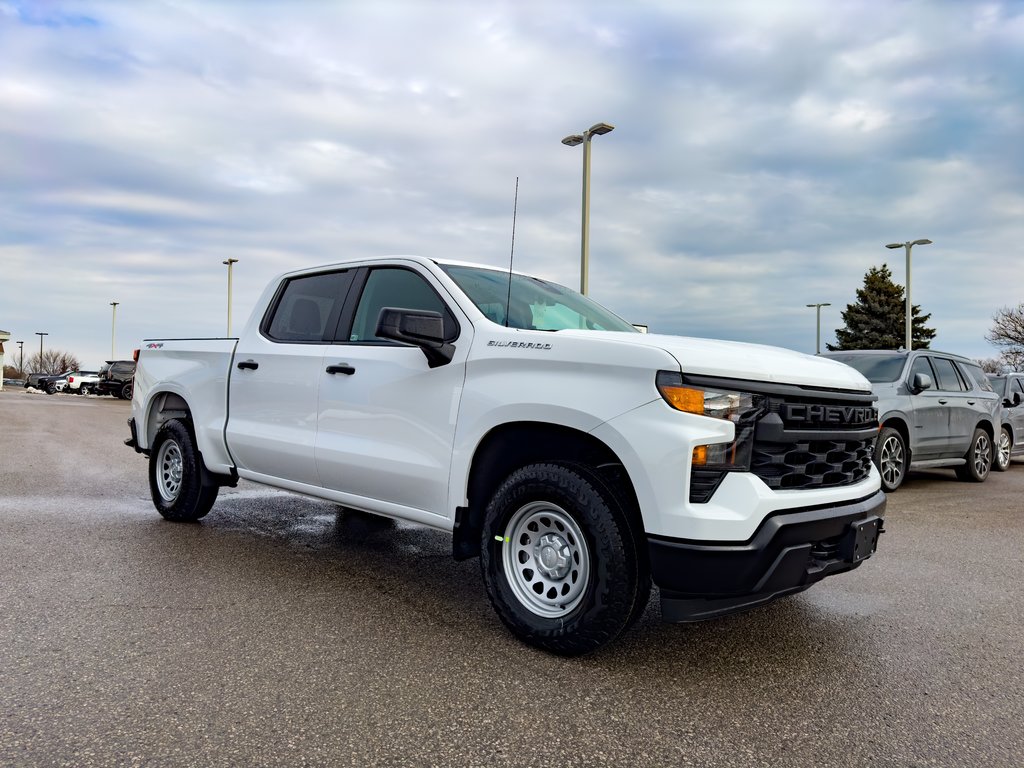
top-left (973, 435), bottom-right (991, 474)
top-left (880, 436), bottom-right (904, 486)
top-left (502, 501), bottom-right (590, 618)
top-left (156, 440), bottom-right (184, 502)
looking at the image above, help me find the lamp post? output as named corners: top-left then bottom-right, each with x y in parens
top-left (885, 239), bottom-right (932, 351)
top-left (806, 303), bottom-right (831, 355)
top-left (562, 122), bottom-right (614, 295)
top-left (17, 341), bottom-right (24, 373)
top-left (35, 332), bottom-right (48, 367)
top-left (110, 301), bottom-right (119, 359)
top-left (223, 258), bottom-right (239, 336)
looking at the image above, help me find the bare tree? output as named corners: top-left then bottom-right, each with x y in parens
top-left (976, 358), bottom-right (1005, 374)
top-left (26, 350), bottom-right (82, 375)
top-left (986, 305), bottom-right (1024, 349)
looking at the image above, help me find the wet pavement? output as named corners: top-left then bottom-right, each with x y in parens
top-left (1, 389), bottom-right (1022, 767)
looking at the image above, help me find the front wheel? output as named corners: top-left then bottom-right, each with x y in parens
top-left (148, 419), bottom-right (218, 521)
top-left (79, 384), bottom-right (91, 396)
top-left (994, 427), bottom-right (1012, 472)
top-left (480, 462), bottom-right (649, 656)
top-left (956, 427), bottom-right (992, 482)
top-left (874, 427), bottom-right (907, 492)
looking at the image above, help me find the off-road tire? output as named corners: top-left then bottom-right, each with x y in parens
top-left (480, 462), bottom-right (647, 656)
top-left (149, 419), bottom-right (218, 522)
top-left (956, 427), bottom-right (992, 482)
top-left (874, 426), bottom-right (907, 492)
top-left (994, 426), bottom-right (1012, 472)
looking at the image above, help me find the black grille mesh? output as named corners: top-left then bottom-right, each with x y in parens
top-left (751, 437), bottom-right (874, 490)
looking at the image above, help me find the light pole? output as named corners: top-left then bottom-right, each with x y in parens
top-left (17, 340), bottom-right (24, 373)
top-left (885, 239), bottom-right (932, 351)
top-left (35, 332), bottom-right (48, 367)
top-left (223, 258), bottom-right (239, 336)
top-left (562, 122), bottom-right (614, 295)
top-left (806, 303), bottom-right (831, 354)
top-left (110, 301), bottom-right (119, 359)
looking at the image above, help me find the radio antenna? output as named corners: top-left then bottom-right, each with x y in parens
top-left (505, 176), bottom-right (519, 328)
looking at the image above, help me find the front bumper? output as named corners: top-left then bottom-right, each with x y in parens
top-left (650, 490), bottom-right (886, 622)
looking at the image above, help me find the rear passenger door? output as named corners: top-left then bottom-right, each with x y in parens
top-left (929, 356), bottom-right (972, 457)
top-left (906, 355), bottom-right (946, 459)
top-left (227, 269), bottom-right (354, 487)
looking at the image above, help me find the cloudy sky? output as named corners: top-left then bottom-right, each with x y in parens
top-left (2, 0), bottom-right (1023, 369)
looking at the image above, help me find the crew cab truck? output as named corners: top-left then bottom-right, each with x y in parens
top-left (128, 255), bottom-right (885, 655)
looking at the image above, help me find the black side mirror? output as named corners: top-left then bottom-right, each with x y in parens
top-left (376, 307), bottom-right (455, 368)
top-left (910, 372), bottom-right (933, 394)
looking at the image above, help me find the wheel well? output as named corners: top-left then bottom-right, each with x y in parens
top-left (146, 392), bottom-right (193, 445)
top-left (880, 417), bottom-right (911, 460)
top-left (452, 422), bottom-right (643, 561)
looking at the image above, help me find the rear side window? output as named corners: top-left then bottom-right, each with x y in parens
top-left (931, 357), bottom-right (966, 392)
top-left (265, 271), bottom-right (352, 343)
top-left (1013, 378), bottom-right (1024, 398)
top-left (958, 362), bottom-right (993, 392)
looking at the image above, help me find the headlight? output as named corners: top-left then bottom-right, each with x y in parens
top-left (656, 371), bottom-right (763, 471)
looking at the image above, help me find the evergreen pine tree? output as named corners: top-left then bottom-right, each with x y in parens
top-left (826, 264), bottom-right (936, 351)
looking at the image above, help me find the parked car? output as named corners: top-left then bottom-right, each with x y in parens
top-left (96, 360), bottom-right (136, 399)
top-left (987, 373), bottom-right (1024, 472)
top-left (3, 377), bottom-right (26, 388)
top-left (25, 372), bottom-right (48, 389)
top-left (60, 370), bottom-right (101, 395)
top-left (821, 350), bottom-right (1000, 492)
top-left (37, 371), bottom-right (73, 394)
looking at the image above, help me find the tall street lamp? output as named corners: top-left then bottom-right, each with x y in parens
top-left (223, 258), bottom-right (239, 336)
top-left (806, 302), bottom-right (831, 354)
top-left (110, 301), bottom-right (119, 360)
top-left (562, 122), bottom-right (614, 295)
top-left (35, 332), bottom-right (48, 367)
top-left (17, 340), bottom-right (24, 372)
top-left (885, 239), bottom-right (932, 351)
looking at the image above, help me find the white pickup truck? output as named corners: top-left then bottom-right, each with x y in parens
top-left (128, 255), bottom-right (885, 654)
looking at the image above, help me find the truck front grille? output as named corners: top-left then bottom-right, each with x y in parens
top-left (751, 437), bottom-right (874, 490)
top-left (749, 393), bottom-right (877, 491)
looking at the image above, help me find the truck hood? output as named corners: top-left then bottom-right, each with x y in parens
top-left (557, 330), bottom-right (872, 392)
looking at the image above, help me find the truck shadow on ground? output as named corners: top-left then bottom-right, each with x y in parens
top-left (144, 490), bottom-right (872, 678)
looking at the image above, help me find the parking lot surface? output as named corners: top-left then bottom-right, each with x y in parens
top-left (2, 389), bottom-right (1023, 767)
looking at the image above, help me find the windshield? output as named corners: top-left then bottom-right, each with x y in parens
top-left (440, 264), bottom-right (639, 333)
top-left (821, 353), bottom-right (906, 382)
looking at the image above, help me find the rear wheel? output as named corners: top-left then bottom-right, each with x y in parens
top-left (480, 462), bottom-right (648, 656)
top-left (79, 384), bottom-right (91, 396)
top-left (46, 382), bottom-right (56, 394)
top-left (149, 419), bottom-right (218, 521)
top-left (956, 428), bottom-right (992, 482)
top-left (874, 427), bottom-right (907, 492)
top-left (120, 381), bottom-right (133, 400)
top-left (994, 427), bottom-right (1012, 472)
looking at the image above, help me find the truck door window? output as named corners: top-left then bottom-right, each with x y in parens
top-left (348, 268), bottom-right (457, 343)
top-left (908, 356), bottom-right (934, 387)
top-left (931, 357), bottom-right (965, 392)
top-left (264, 271), bottom-right (352, 343)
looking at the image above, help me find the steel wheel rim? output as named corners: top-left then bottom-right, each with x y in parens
top-left (502, 501), bottom-right (590, 618)
top-left (998, 430), bottom-right (1011, 468)
top-left (880, 435), bottom-right (904, 488)
top-left (156, 440), bottom-right (184, 502)
top-left (973, 434), bottom-right (991, 475)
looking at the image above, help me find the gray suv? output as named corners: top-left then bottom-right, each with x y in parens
top-left (987, 373), bottom-right (1024, 472)
top-left (821, 350), bottom-right (1000, 492)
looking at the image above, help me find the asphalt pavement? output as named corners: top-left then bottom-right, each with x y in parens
top-left (1, 389), bottom-right (1022, 767)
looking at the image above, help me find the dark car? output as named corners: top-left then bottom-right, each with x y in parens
top-left (36, 370), bottom-right (73, 395)
top-left (822, 350), bottom-right (1000, 491)
top-left (96, 360), bottom-right (136, 399)
top-left (987, 373), bottom-right (1024, 471)
top-left (26, 372), bottom-right (48, 389)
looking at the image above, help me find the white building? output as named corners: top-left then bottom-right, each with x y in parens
top-left (0, 329), bottom-right (10, 390)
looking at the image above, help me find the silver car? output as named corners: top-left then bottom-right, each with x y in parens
top-left (987, 373), bottom-right (1024, 472)
top-left (821, 350), bottom-right (1001, 492)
